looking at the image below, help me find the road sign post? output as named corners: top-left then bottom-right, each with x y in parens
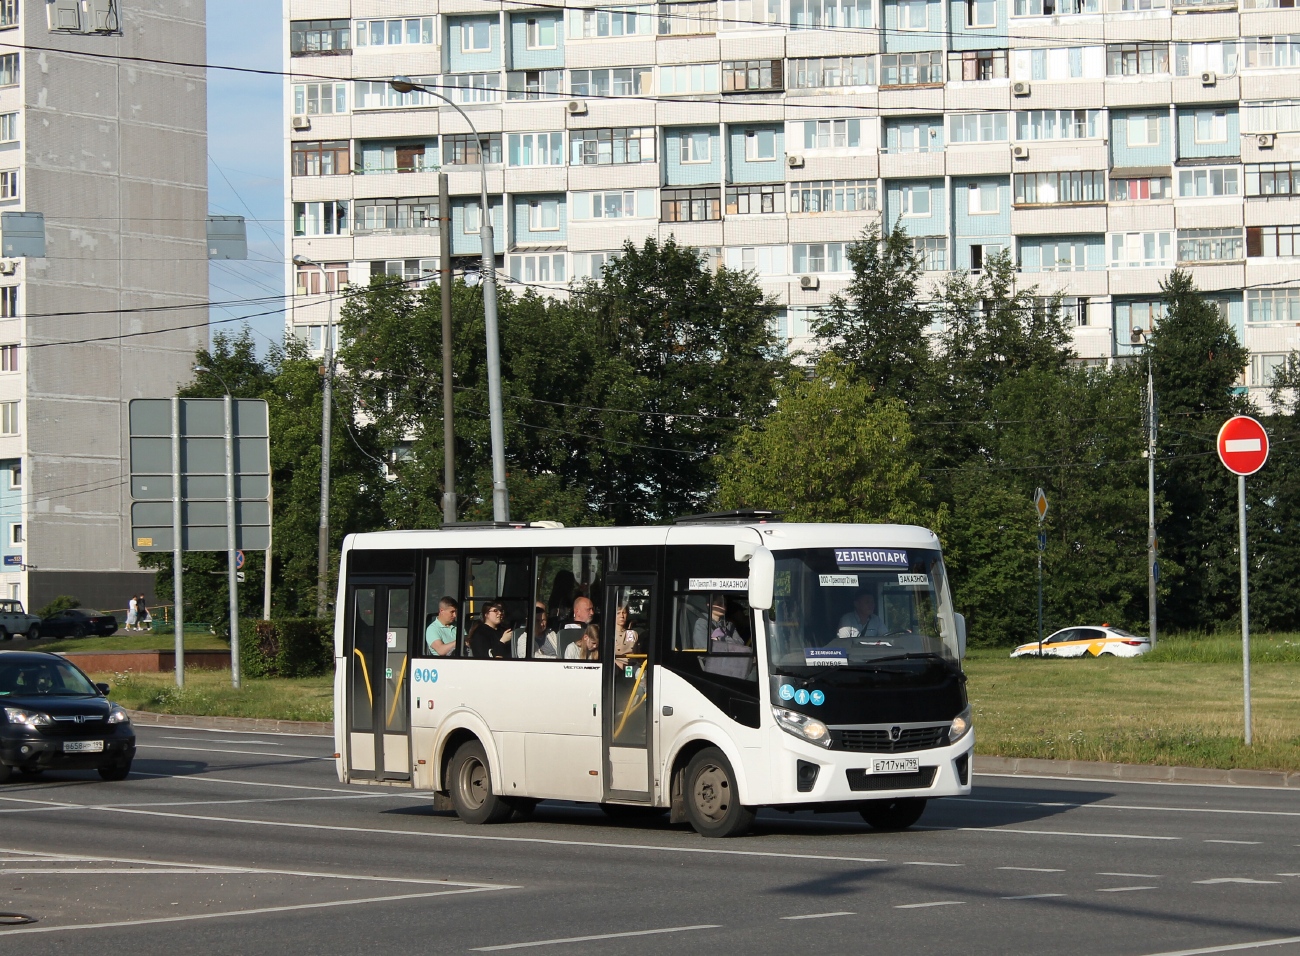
top-left (1216, 415), bottom-right (1270, 746)
top-left (1034, 488), bottom-right (1048, 651)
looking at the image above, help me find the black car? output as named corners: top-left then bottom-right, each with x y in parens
top-left (40, 608), bottom-right (118, 638)
top-left (0, 651), bottom-right (135, 781)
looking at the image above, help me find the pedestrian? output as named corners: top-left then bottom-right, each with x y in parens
top-left (125, 594), bottom-right (138, 632)
top-left (139, 595), bottom-right (152, 631)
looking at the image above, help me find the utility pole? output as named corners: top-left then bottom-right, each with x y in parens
top-left (439, 171), bottom-right (456, 525)
top-left (1147, 350), bottom-right (1158, 649)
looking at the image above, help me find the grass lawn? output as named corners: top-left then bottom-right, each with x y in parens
top-left (965, 634), bottom-right (1300, 772)
top-left (19, 626), bottom-right (228, 655)
top-left (88, 669), bottom-right (333, 723)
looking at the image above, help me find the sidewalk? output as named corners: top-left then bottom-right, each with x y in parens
top-left (126, 710), bottom-right (332, 737)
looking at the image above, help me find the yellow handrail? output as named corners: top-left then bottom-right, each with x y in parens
top-left (386, 655), bottom-right (408, 728)
top-left (352, 648), bottom-right (374, 707)
top-left (612, 657), bottom-right (649, 742)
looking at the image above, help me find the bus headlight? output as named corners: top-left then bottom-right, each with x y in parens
top-left (771, 707), bottom-right (833, 749)
top-left (948, 705), bottom-right (973, 745)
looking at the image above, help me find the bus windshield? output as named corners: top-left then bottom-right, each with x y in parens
top-left (766, 547), bottom-right (959, 669)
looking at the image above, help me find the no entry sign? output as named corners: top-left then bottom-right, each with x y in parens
top-left (1217, 415), bottom-right (1269, 476)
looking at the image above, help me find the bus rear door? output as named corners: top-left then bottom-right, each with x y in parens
top-left (602, 575), bottom-right (657, 803)
top-left (345, 575), bottom-right (414, 782)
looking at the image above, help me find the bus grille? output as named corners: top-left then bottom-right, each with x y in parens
top-left (831, 726), bottom-right (949, 754)
top-left (846, 766), bottom-right (938, 792)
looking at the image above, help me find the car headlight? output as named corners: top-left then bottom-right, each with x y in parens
top-left (771, 707), bottom-right (833, 749)
top-left (948, 704), bottom-right (973, 745)
top-left (3, 706), bottom-right (51, 729)
top-left (107, 704), bottom-right (130, 725)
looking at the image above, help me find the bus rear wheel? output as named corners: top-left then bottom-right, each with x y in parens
top-left (859, 797), bottom-right (927, 831)
top-left (449, 740), bottom-right (513, 825)
top-left (683, 747), bottom-right (755, 838)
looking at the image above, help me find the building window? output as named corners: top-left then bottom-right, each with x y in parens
top-left (967, 182), bottom-right (1001, 214)
top-left (659, 1), bottom-right (719, 35)
top-left (1247, 225), bottom-right (1300, 257)
top-left (1127, 114), bottom-right (1161, 147)
top-left (1019, 236), bottom-right (1100, 271)
top-left (443, 133), bottom-right (503, 166)
top-left (9, 524), bottom-right (19, 546)
top-left (660, 63), bottom-right (722, 94)
top-left (1116, 299), bottom-right (1165, 336)
top-left (1013, 0), bottom-right (1099, 12)
top-left (679, 130), bottom-right (713, 163)
top-left (570, 6), bottom-right (654, 37)
top-left (661, 187), bottom-right (722, 222)
top-left (744, 129), bottom-right (777, 161)
top-left (724, 245), bottom-right (785, 275)
top-left (569, 127), bottom-right (656, 165)
top-left (507, 70), bottom-right (564, 100)
top-left (1178, 167), bottom-right (1238, 197)
top-left (912, 237), bottom-right (948, 271)
top-left (574, 251), bottom-right (620, 279)
top-left (951, 113), bottom-right (1008, 142)
top-left (0, 345), bottom-right (14, 372)
top-left (1014, 170), bottom-right (1106, 204)
top-left (0, 113), bottom-right (17, 144)
top-left (1243, 100), bottom-right (1300, 133)
top-left (357, 140), bottom-right (435, 175)
top-left (354, 17), bottom-right (434, 47)
top-left (291, 141), bottom-right (349, 176)
top-left (725, 183), bottom-right (785, 215)
top-left (446, 73), bottom-right (502, 104)
top-left (724, 59), bottom-right (784, 91)
top-left (1016, 110), bottom-right (1101, 141)
top-left (354, 79), bottom-right (436, 110)
top-left (293, 82), bottom-right (347, 115)
top-left (1110, 176), bottom-right (1171, 200)
top-left (947, 50), bottom-right (1009, 81)
top-left (801, 119), bottom-right (861, 149)
top-left (885, 120), bottom-right (942, 153)
top-left (459, 19), bottom-right (493, 52)
top-left (7, 461), bottom-right (18, 489)
top-left (570, 67), bottom-right (653, 96)
top-left (1248, 288), bottom-right (1300, 323)
top-left (966, 0), bottom-right (997, 25)
top-left (900, 183), bottom-right (931, 216)
top-left (290, 19), bottom-right (351, 55)
top-left (355, 198), bottom-right (439, 234)
top-left (0, 0), bottom-right (16, 28)
top-left (793, 243), bottom-right (847, 273)
top-left (788, 56), bottom-right (872, 89)
top-left (370, 259), bottom-right (439, 287)
top-left (882, 52), bottom-right (944, 86)
top-left (1241, 36), bottom-right (1300, 69)
top-left (789, 179), bottom-right (876, 213)
top-left (572, 190), bottom-right (653, 220)
top-left (791, 0), bottom-right (872, 28)
top-left (1252, 353), bottom-right (1288, 388)
top-left (0, 170), bottom-right (17, 200)
top-left (526, 17), bottom-right (558, 48)
top-left (1246, 163), bottom-right (1300, 197)
top-left (0, 287), bottom-right (14, 318)
top-left (295, 262), bottom-right (349, 295)
top-left (1176, 41), bottom-right (1239, 76)
top-left (0, 402), bottom-right (17, 435)
top-left (1107, 43), bottom-right (1170, 76)
top-left (1194, 110), bottom-right (1228, 144)
top-left (298, 324), bottom-right (339, 355)
top-left (897, 0), bottom-right (929, 28)
top-left (527, 199), bottom-right (561, 231)
top-left (1110, 231), bottom-right (1172, 267)
top-left (509, 254), bottom-right (566, 284)
top-left (508, 132), bottom-right (564, 167)
top-left (1177, 228), bottom-right (1242, 262)
top-left (293, 201), bottom-right (349, 237)
top-left (464, 201), bottom-right (482, 234)
top-left (0, 54), bottom-right (18, 87)
top-left (718, 0), bottom-right (783, 28)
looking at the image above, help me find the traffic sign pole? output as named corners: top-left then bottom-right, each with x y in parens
top-left (225, 394), bottom-right (241, 690)
top-left (171, 397), bottom-right (184, 690)
top-left (1239, 474), bottom-right (1252, 746)
top-left (1034, 488), bottom-right (1048, 652)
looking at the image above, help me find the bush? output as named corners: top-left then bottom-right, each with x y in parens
top-left (238, 618), bottom-right (333, 679)
top-left (38, 595), bottom-right (81, 619)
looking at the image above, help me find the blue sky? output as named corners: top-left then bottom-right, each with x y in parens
top-left (207, 1), bottom-right (285, 357)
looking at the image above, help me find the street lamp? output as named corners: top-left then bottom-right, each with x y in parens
top-left (193, 363), bottom-right (243, 688)
top-left (291, 254), bottom-right (336, 619)
top-left (1130, 327), bottom-right (1158, 649)
top-left (390, 75), bottom-right (509, 522)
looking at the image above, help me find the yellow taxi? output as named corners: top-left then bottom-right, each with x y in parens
top-left (1010, 625), bottom-right (1151, 659)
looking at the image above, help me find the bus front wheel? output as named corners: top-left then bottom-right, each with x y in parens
top-left (449, 740), bottom-right (513, 825)
top-left (859, 797), bottom-right (927, 831)
top-left (683, 747), bottom-right (755, 838)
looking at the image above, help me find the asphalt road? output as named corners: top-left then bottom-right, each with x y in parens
top-left (0, 726), bottom-right (1298, 956)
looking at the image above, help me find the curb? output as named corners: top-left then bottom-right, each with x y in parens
top-left (126, 710), bottom-right (333, 737)
top-left (975, 754), bottom-right (1300, 789)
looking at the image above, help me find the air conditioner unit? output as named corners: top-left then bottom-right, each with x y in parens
top-left (787, 155), bottom-right (805, 168)
top-left (1200, 70), bottom-right (1217, 87)
top-left (566, 100), bottom-right (588, 115)
top-left (1257, 132), bottom-right (1277, 149)
top-left (1012, 81), bottom-right (1031, 97)
top-left (0, 260), bottom-right (16, 276)
top-left (1012, 144), bottom-right (1029, 159)
top-left (799, 274), bottom-right (819, 290)
top-left (291, 115), bottom-right (311, 131)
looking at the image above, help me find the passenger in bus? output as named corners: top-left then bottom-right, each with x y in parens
top-left (564, 622), bottom-right (600, 660)
top-left (468, 602), bottom-right (515, 659)
top-left (558, 595), bottom-right (594, 657)
top-left (837, 591), bottom-right (884, 640)
top-left (614, 604), bottom-right (639, 657)
top-left (515, 602), bottom-right (559, 659)
top-left (424, 596), bottom-right (460, 657)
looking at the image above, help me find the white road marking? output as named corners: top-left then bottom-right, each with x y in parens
top-left (1099, 872), bottom-right (1161, 878)
top-left (956, 796), bottom-right (1300, 819)
top-left (1137, 935), bottom-right (1300, 955)
top-left (975, 771), bottom-right (1300, 794)
top-left (1206, 840), bottom-right (1262, 845)
top-left (1278, 874), bottom-right (1300, 877)
top-left (139, 726), bottom-right (329, 739)
top-left (472, 925), bottom-right (721, 951)
top-left (1002, 894), bottom-right (1066, 900)
top-left (780, 912), bottom-right (856, 920)
top-left (903, 861), bottom-right (963, 867)
top-left (998, 867), bottom-right (1064, 873)
top-left (160, 736), bottom-right (282, 746)
top-left (129, 770), bottom-right (430, 798)
top-left (1195, 878), bottom-right (1281, 885)
top-left (895, 901), bottom-right (965, 909)
top-left (138, 744), bottom-right (333, 760)
top-left (1097, 886), bottom-right (1158, 893)
top-left (963, 827), bottom-right (1179, 841)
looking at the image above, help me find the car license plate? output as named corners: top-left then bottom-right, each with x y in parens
top-left (873, 757), bottom-right (919, 773)
top-left (63, 740), bottom-right (104, 753)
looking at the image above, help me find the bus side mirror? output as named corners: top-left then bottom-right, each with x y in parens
top-left (955, 613), bottom-right (967, 659)
top-left (748, 545), bottom-right (774, 610)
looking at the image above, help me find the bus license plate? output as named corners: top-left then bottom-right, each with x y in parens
top-left (873, 757), bottom-right (919, 773)
top-left (64, 740), bottom-right (104, 753)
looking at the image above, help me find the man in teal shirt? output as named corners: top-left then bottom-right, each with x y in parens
top-left (426, 596), bottom-right (459, 656)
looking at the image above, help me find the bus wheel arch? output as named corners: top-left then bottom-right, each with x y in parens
top-left (447, 738), bottom-right (514, 825)
top-left (666, 734), bottom-right (751, 829)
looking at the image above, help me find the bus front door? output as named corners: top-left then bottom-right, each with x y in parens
top-left (345, 577), bottom-right (413, 782)
top-left (602, 576), bottom-right (657, 803)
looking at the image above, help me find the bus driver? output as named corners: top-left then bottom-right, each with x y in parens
top-left (837, 591), bottom-right (884, 640)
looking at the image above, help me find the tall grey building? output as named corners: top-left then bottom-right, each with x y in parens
top-left (0, 0), bottom-right (208, 612)
top-left (284, 0), bottom-right (1299, 413)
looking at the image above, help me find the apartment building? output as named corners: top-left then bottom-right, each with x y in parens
top-left (285, 0), bottom-right (1300, 405)
top-left (0, 0), bottom-right (208, 611)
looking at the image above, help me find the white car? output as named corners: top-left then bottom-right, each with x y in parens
top-left (0, 599), bottom-right (42, 641)
top-left (1011, 625), bottom-right (1151, 659)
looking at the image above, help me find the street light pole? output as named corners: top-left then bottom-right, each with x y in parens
top-left (438, 172), bottom-right (457, 525)
top-left (1132, 327), bottom-right (1158, 649)
top-left (392, 77), bottom-right (509, 522)
top-left (292, 255), bottom-right (335, 618)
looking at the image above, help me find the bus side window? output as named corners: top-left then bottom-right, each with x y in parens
top-left (535, 549), bottom-right (604, 660)
top-left (465, 553), bottom-right (531, 658)
top-left (421, 557), bottom-right (461, 658)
